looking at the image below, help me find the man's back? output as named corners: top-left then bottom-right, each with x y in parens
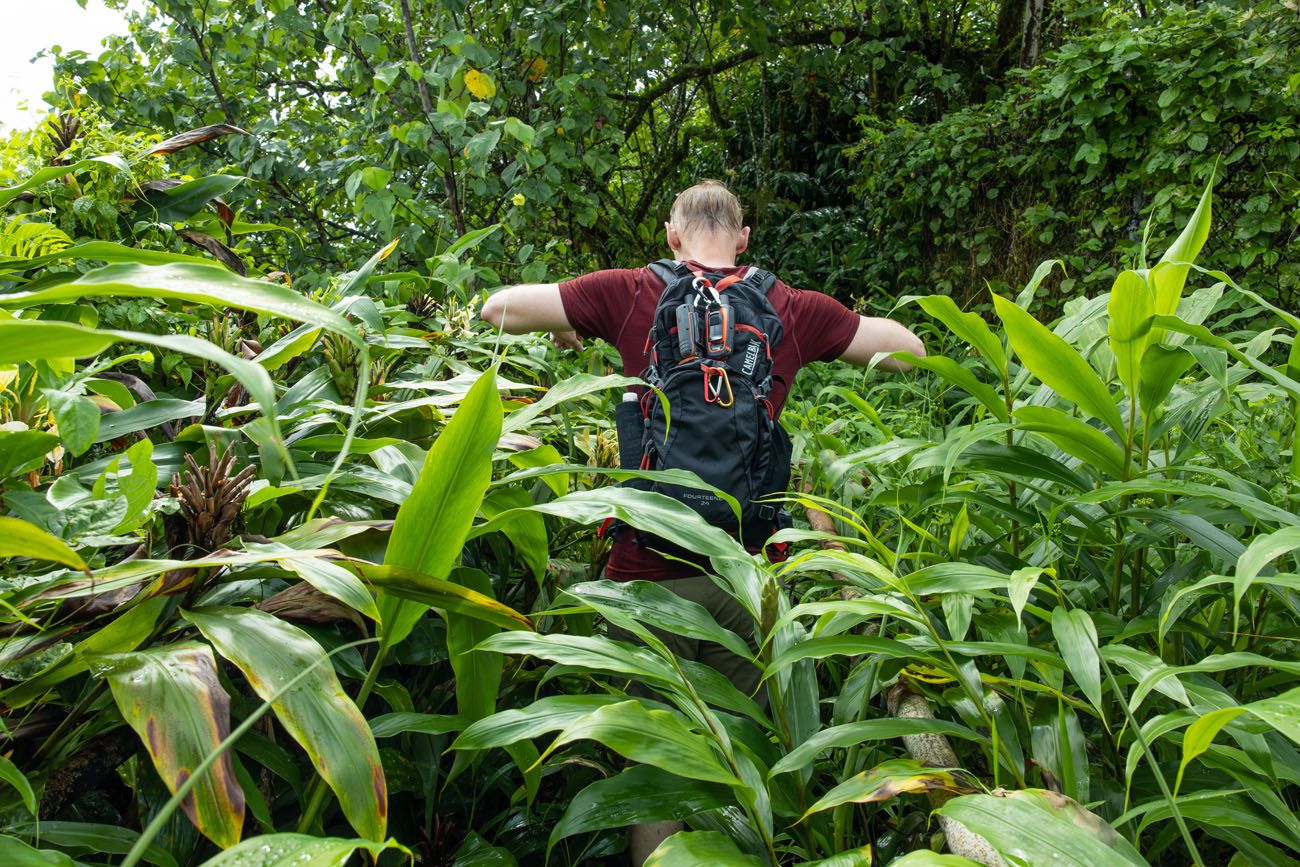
top-left (558, 260), bottom-right (861, 414)
top-left (558, 259), bottom-right (861, 580)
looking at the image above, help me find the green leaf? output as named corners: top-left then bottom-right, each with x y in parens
top-left (355, 562), bottom-right (532, 632)
top-left (94, 399), bottom-right (202, 443)
top-left (4, 240), bottom-right (216, 273)
top-left (359, 167), bottom-right (391, 191)
top-left (0, 429), bottom-right (58, 478)
top-left (7, 821), bottom-right (177, 867)
top-left (369, 712), bottom-right (465, 739)
top-left (0, 319), bottom-right (115, 362)
top-left (0, 755), bottom-right (36, 815)
top-left (764, 635), bottom-right (929, 679)
top-left (500, 372), bottom-right (642, 433)
top-left (1153, 314), bottom-right (1300, 401)
top-left (1235, 526), bottom-right (1300, 606)
top-left (892, 352), bottom-right (1008, 422)
top-left (548, 766), bottom-right (732, 854)
top-left (481, 487), bottom-right (548, 584)
top-left (0, 835), bottom-right (76, 867)
top-left (542, 700), bottom-right (739, 785)
top-left (41, 389), bottom-right (99, 456)
top-left (1138, 344), bottom-right (1196, 418)
top-left (1153, 174), bottom-right (1214, 316)
top-left (0, 322), bottom-right (280, 446)
top-left (645, 831), bottom-right (761, 866)
top-left (141, 175), bottom-right (244, 223)
top-left (1, 597), bottom-right (169, 709)
top-left (992, 294), bottom-right (1124, 434)
top-left (801, 759), bottom-right (976, 819)
top-left (94, 643), bottom-right (245, 848)
top-left (0, 154), bottom-right (129, 209)
top-left (1014, 405), bottom-right (1128, 478)
top-left (4, 263), bottom-right (359, 343)
top-left (283, 557), bottom-right (380, 622)
top-left (453, 695), bottom-right (632, 751)
top-left (1177, 708), bottom-right (1246, 795)
top-left (253, 325), bottom-right (321, 372)
top-left (937, 789), bottom-right (1147, 866)
top-left (0, 516), bottom-right (87, 570)
top-left (445, 567), bottom-right (502, 725)
top-left (565, 579), bottom-right (754, 661)
top-left (196, 833), bottom-right (405, 866)
top-left (889, 854), bottom-right (984, 867)
top-left (1051, 607), bottom-right (1103, 711)
top-left (503, 117), bottom-right (535, 147)
top-left (498, 487), bottom-right (748, 566)
top-left (463, 129), bottom-right (502, 163)
top-left (914, 295), bottom-right (1007, 375)
top-left (1107, 270), bottom-right (1154, 405)
top-left (769, 719), bottom-right (981, 777)
top-left (1244, 685), bottom-right (1300, 746)
top-left (185, 606), bottom-right (387, 841)
top-left (380, 368), bottom-right (503, 646)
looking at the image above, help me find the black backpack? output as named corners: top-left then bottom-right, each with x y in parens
top-left (614, 259), bottom-right (792, 549)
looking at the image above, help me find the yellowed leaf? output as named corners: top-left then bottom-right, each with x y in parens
top-left (464, 69), bottom-right (496, 100)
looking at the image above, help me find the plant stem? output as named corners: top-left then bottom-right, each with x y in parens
top-left (1099, 651), bottom-right (1204, 867)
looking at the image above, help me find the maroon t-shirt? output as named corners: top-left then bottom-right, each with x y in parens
top-left (559, 259), bottom-right (860, 580)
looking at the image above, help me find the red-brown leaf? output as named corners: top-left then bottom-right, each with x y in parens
top-left (145, 124), bottom-right (252, 156)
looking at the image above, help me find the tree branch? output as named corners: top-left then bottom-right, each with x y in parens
top-left (616, 24), bottom-right (868, 137)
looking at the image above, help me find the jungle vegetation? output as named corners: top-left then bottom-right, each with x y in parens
top-left (0, 0), bottom-right (1298, 865)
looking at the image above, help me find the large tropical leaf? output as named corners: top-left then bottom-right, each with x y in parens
top-left (644, 831), bottom-right (761, 866)
top-left (1151, 174), bottom-right (1213, 317)
top-left (1051, 607), bottom-right (1103, 711)
top-left (992, 294), bottom-right (1125, 434)
top-left (913, 295), bottom-right (1007, 374)
top-left (1107, 270), bottom-right (1155, 406)
top-left (2, 263), bottom-right (359, 344)
top-left (453, 695), bottom-right (634, 751)
top-left (801, 759), bottom-right (977, 819)
top-left (93, 643), bottom-right (245, 848)
top-left (548, 765), bottom-right (733, 854)
top-left (380, 367), bottom-right (503, 647)
top-left (185, 607), bottom-right (387, 841)
top-left (541, 700), bottom-right (740, 785)
top-left (937, 789), bottom-right (1147, 866)
top-left (196, 833), bottom-right (405, 866)
top-left (565, 579), bottom-right (754, 661)
top-left (0, 516), bottom-right (87, 571)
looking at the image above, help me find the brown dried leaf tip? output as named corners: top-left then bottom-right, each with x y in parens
top-left (169, 446), bottom-right (257, 554)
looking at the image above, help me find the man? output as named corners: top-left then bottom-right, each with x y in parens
top-left (481, 179), bottom-right (923, 862)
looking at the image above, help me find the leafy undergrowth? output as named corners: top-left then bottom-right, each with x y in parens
top-left (1, 124), bottom-right (1299, 867)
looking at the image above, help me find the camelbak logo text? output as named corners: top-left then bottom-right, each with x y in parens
top-left (741, 341), bottom-right (760, 376)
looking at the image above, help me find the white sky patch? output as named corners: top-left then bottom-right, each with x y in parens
top-left (0, 0), bottom-right (135, 133)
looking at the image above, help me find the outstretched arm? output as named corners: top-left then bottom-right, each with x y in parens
top-left (838, 315), bottom-right (926, 372)
top-left (480, 283), bottom-right (571, 333)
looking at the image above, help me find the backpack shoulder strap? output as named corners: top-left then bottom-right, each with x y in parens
top-left (741, 267), bottom-right (777, 295)
top-left (648, 259), bottom-right (688, 290)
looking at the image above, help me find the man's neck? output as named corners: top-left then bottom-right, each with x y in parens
top-left (675, 248), bottom-right (738, 269)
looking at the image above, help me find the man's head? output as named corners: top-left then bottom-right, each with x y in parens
top-left (665, 180), bottom-right (750, 264)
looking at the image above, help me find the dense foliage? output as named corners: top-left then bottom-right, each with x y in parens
top-left (1, 1), bottom-right (1298, 866)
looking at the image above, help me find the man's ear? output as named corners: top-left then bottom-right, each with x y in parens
top-left (735, 226), bottom-right (751, 255)
top-left (665, 222), bottom-right (683, 253)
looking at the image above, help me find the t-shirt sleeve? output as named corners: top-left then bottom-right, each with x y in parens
top-left (558, 269), bottom-right (641, 341)
top-left (792, 288), bottom-right (861, 363)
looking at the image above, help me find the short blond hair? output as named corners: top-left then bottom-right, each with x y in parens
top-left (669, 180), bottom-right (743, 240)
